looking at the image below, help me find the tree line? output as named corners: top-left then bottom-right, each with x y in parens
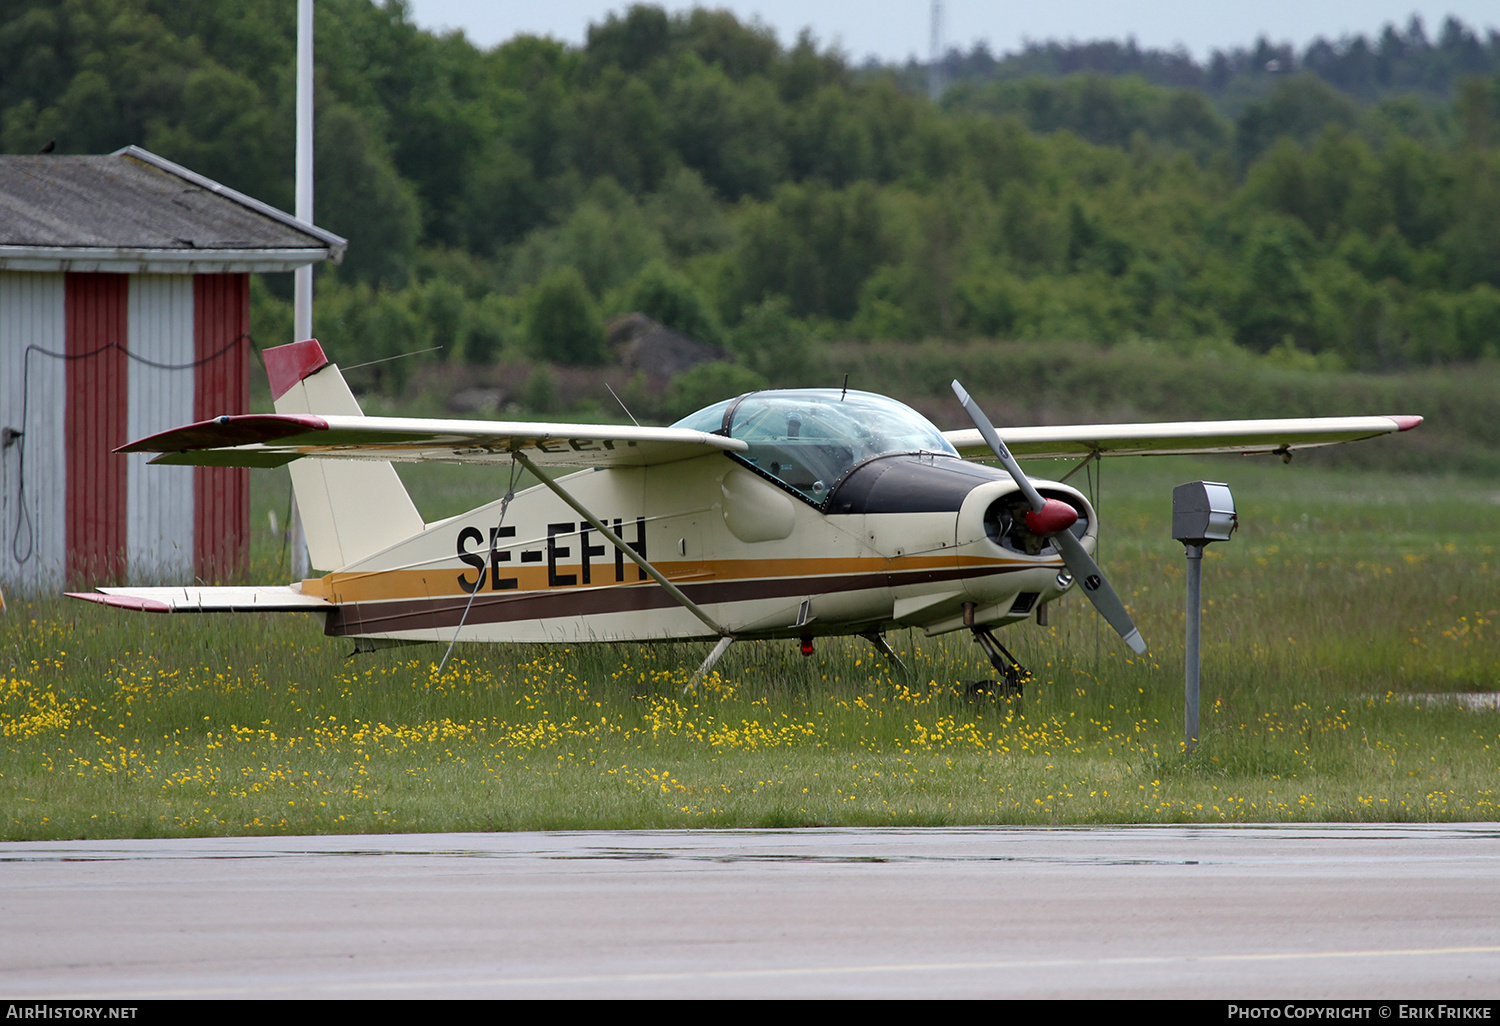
top-left (4, 0), bottom-right (1500, 395)
top-left (920, 14), bottom-right (1500, 107)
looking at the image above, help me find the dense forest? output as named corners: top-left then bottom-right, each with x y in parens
top-left (4, 0), bottom-right (1500, 405)
top-left (921, 14), bottom-right (1500, 109)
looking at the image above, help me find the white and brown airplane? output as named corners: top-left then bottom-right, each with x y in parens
top-left (70, 339), bottom-right (1421, 686)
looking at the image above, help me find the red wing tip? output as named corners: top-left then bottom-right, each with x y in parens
top-left (1387, 415), bottom-right (1423, 432)
top-left (264, 338), bottom-right (330, 401)
top-left (67, 592), bottom-right (173, 613)
top-left (114, 414), bottom-right (329, 454)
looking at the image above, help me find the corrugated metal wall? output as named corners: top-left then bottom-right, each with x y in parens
top-left (192, 274), bottom-right (250, 582)
top-left (65, 272), bottom-right (129, 584)
top-left (0, 270), bottom-right (250, 593)
top-left (0, 272), bottom-right (67, 591)
top-left (126, 275), bottom-right (195, 581)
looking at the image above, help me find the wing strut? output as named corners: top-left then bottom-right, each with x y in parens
top-left (512, 451), bottom-right (730, 638)
top-left (684, 635), bottom-right (736, 694)
top-left (1056, 450), bottom-right (1101, 484)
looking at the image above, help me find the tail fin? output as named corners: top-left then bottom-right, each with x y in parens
top-left (265, 340), bottom-right (424, 571)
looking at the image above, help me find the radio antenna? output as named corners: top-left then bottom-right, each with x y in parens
top-left (606, 381), bottom-right (640, 426)
top-left (342, 346), bottom-right (443, 371)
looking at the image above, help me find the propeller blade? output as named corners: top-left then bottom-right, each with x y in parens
top-left (1052, 529), bottom-right (1147, 654)
top-left (950, 380), bottom-right (1044, 512)
top-left (951, 379), bottom-right (1147, 655)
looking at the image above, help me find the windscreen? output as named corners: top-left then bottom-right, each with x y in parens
top-left (674, 389), bottom-right (958, 505)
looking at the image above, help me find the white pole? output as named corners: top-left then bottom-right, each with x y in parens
top-left (294, 0), bottom-right (313, 340)
top-left (289, 0), bottom-right (313, 580)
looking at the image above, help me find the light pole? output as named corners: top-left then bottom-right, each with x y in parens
top-left (288, 0), bottom-right (314, 579)
top-left (1171, 481), bottom-right (1237, 752)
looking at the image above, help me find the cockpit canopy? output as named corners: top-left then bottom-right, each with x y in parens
top-left (672, 388), bottom-right (959, 505)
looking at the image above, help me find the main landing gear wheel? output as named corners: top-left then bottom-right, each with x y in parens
top-left (963, 678), bottom-right (1023, 700)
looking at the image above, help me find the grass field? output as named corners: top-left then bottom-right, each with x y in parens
top-left (2, 452), bottom-right (1497, 839)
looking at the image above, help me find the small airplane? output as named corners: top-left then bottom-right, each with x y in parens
top-left (71, 339), bottom-right (1421, 689)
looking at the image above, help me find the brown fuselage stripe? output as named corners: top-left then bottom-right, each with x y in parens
top-left (309, 551), bottom-right (1015, 604)
top-left (323, 563), bottom-right (1036, 637)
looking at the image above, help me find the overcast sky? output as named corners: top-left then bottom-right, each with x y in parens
top-left (404, 2), bottom-right (1499, 63)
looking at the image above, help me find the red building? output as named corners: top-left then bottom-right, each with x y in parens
top-left (0, 146), bottom-right (345, 590)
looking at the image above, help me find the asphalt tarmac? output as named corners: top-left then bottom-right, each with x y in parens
top-left (2, 824), bottom-right (1498, 999)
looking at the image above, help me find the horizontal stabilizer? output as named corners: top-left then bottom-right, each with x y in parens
top-left (118, 414), bottom-right (750, 469)
top-left (68, 586), bottom-right (334, 613)
top-left (944, 415), bottom-right (1422, 461)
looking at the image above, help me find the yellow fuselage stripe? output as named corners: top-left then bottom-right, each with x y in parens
top-left (303, 553), bottom-right (1048, 604)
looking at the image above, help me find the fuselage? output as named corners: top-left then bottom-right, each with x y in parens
top-left (304, 448), bottom-right (1093, 645)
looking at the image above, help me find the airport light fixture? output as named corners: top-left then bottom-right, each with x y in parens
top-left (1172, 481), bottom-right (1237, 753)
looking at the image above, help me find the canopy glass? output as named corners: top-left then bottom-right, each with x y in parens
top-left (673, 389), bottom-right (958, 504)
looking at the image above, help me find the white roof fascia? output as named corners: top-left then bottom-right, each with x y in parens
top-left (110, 145), bottom-right (349, 263)
top-left (0, 246), bottom-right (335, 273)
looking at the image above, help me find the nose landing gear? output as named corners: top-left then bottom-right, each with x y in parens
top-left (967, 625), bottom-right (1031, 700)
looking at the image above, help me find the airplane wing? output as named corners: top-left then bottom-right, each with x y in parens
top-left (117, 414), bottom-right (750, 468)
top-left (67, 586), bottom-right (334, 613)
top-left (943, 416), bottom-right (1422, 461)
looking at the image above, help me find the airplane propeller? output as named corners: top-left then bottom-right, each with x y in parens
top-left (952, 380), bottom-right (1147, 655)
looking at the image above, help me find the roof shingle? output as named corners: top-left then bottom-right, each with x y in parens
top-left (0, 146), bottom-right (344, 271)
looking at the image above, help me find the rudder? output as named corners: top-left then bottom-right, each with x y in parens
top-left (264, 339), bottom-right (424, 571)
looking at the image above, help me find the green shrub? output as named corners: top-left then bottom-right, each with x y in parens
top-left (525, 268), bottom-right (606, 365)
top-left (667, 361), bottom-right (767, 419)
top-left (626, 260), bottom-right (724, 343)
top-left (728, 296), bottom-right (816, 386)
